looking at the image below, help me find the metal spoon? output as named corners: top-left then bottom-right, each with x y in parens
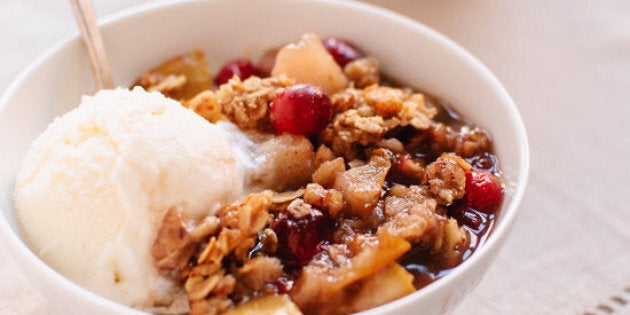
top-left (69, 0), bottom-right (113, 90)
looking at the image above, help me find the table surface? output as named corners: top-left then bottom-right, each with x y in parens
top-left (1, 1), bottom-right (629, 314)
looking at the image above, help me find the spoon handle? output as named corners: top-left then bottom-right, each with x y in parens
top-left (69, 0), bottom-right (113, 90)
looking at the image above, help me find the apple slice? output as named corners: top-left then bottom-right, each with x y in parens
top-left (272, 33), bottom-right (349, 94)
top-left (348, 263), bottom-right (415, 313)
top-left (133, 50), bottom-right (213, 101)
top-left (226, 295), bottom-right (303, 315)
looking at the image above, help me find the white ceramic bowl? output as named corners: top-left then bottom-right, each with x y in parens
top-left (0, 0), bottom-right (529, 314)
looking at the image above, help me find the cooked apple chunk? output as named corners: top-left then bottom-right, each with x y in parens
top-left (272, 33), bottom-right (348, 94)
top-left (226, 295), bottom-right (302, 315)
top-left (133, 49), bottom-right (213, 101)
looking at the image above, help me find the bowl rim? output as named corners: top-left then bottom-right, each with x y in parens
top-left (0, 0), bottom-right (529, 314)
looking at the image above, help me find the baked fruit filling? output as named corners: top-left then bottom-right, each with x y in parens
top-left (135, 33), bottom-right (503, 315)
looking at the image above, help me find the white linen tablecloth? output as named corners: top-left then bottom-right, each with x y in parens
top-left (1, 1), bottom-right (629, 314)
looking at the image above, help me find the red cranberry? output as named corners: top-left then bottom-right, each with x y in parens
top-left (257, 48), bottom-right (279, 76)
top-left (464, 170), bottom-right (503, 213)
top-left (322, 37), bottom-right (364, 67)
top-left (271, 208), bottom-right (331, 267)
top-left (450, 204), bottom-right (482, 230)
top-left (270, 84), bottom-right (332, 136)
top-left (214, 59), bottom-right (262, 86)
top-left (470, 153), bottom-right (497, 172)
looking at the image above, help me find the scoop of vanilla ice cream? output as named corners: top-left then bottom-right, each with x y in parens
top-left (14, 87), bottom-right (246, 309)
